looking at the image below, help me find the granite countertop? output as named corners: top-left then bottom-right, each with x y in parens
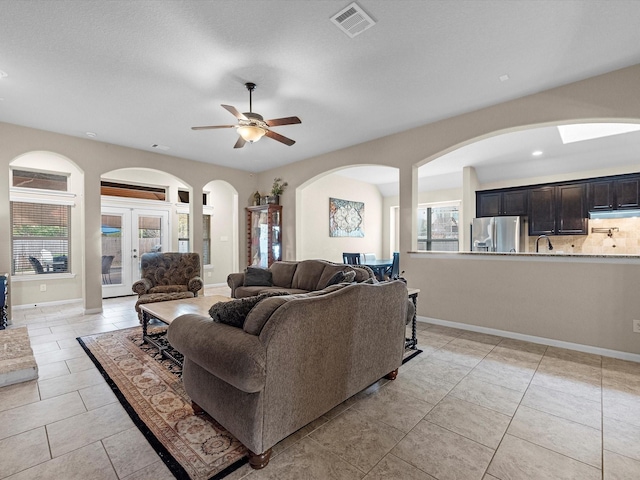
top-left (408, 251), bottom-right (640, 259)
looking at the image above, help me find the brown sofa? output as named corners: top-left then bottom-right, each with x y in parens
top-left (227, 259), bottom-right (375, 298)
top-left (167, 280), bottom-right (408, 469)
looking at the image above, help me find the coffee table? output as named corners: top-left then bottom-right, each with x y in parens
top-left (140, 294), bottom-right (232, 366)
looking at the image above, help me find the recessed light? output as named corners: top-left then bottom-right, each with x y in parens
top-left (532, 150), bottom-right (543, 156)
top-left (85, 132), bottom-right (97, 138)
top-left (0, 70), bottom-right (8, 79)
top-left (499, 74), bottom-right (510, 82)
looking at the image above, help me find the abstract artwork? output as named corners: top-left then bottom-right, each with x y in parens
top-left (329, 198), bottom-right (364, 237)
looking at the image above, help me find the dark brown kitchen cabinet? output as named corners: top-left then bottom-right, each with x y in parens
top-left (528, 184), bottom-right (587, 235)
top-left (616, 177), bottom-right (640, 209)
top-left (587, 175), bottom-right (640, 211)
top-left (477, 192), bottom-right (501, 217)
top-left (588, 180), bottom-right (614, 211)
top-left (557, 184), bottom-right (587, 234)
top-left (476, 189), bottom-right (528, 217)
top-left (529, 187), bottom-right (555, 235)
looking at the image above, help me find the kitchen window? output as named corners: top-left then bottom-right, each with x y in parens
top-left (417, 203), bottom-right (459, 251)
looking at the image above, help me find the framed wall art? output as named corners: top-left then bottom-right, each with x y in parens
top-left (329, 197), bottom-right (364, 237)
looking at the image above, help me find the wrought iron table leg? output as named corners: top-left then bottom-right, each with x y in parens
top-left (406, 292), bottom-right (418, 350)
top-left (142, 310), bottom-right (149, 341)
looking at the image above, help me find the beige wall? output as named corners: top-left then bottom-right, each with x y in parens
top-left (257, 64), bottom-right (640, 356)
top-left (1, 123), bottom-right (256, 312)
top-left (298, 172), bottom-right (383, 262)
top-left (407, 253), bottom-right (640, 355)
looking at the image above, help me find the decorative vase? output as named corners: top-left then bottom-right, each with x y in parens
top-left (266, 195), bottom-right (279, 205)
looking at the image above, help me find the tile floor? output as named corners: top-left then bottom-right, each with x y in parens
top-left (1, 288), bottom-right (640, 479)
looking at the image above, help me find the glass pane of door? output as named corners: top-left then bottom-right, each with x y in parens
top-left (101, 214), bottom-right (122, 285)
top-left (135, 213), bottom-right (166, 280)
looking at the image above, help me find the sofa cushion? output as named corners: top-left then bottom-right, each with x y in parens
top-left (234, 286), bottom-right (308, 299)
top-left (244, 266), bottom-right (273, 287)
top-left (148, 285), bottom-right (188, 294)
top-left (291, 260), bottom-right (328, 291)
top-left (270, 262), bottom-right (298, 288)
top-left (323, 271), bottom-right (345, 288)
top-left (243, 283), bottom-right (350, 335)
top-left (316, 264), bottom-right (350, 290)
top-left (209, 292), bottom-right (287, 328)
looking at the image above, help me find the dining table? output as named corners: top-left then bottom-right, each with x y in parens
top-left (362, 258), bottom-right (393, 281)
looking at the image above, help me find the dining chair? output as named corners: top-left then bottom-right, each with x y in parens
top-left (385, 252), bottom-right (400, 280)
top-left (363, 253), bottom-right (376, 262)
top-left (28, 256), bottom-right (45, 274)
top-left (342, 252), bottom-right (361, 265)
top-left (102, 255), bottom-right (115, 284)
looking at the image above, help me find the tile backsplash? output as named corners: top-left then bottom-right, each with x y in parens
top-left (526, 218), bottom-right (640, 255)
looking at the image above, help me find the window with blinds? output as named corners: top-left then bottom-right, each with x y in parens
top-left (11, 202), bottom-right (71, 275)
top-left (177, 213), bottom-right (211, 265)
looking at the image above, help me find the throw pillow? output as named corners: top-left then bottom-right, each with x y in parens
top-left (342, 271), bottom-right (356, 283)
top-left (209, 291), bottom-right (287, 328)
top-left (323, 271), bottom-right (345, 288)
top-left (244, 266), bottom-right (273, 287)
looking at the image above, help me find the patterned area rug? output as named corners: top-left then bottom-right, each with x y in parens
top-left (77, 327), bottom-right (248, 480)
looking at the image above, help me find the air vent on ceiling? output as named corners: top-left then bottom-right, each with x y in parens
top-left (330, 2), bottom-right (376, 38)
top-left (151, 144), bottom-right (170, 151)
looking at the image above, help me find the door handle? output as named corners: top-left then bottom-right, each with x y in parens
top-left (132, 255), bottom-right (138, 258)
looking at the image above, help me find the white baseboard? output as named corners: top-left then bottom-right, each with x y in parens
top-left (12, 297), bottom-right (83, 310)
top-left (418, 316), bottom-right (640, 363)
top-left (83, 307), bottom-right (103, 315)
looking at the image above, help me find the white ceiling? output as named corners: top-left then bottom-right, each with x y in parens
top-left (2, 1), bottom-right (640, 176)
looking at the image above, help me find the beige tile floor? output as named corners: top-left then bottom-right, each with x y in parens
top-left (1, 287), bottom-right (640, 479)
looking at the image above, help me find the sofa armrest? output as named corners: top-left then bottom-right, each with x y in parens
top-left (167, 314), bottom-right (266, 393)
top-left (227, 272), bottom-right (245, 298)
top-left (132, 278), bottom-right (153, 295)
top-left (188, 276), bottom-right (204, 295)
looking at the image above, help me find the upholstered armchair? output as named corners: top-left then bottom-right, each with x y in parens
top-left (133, 252), bottom-right (203, 296)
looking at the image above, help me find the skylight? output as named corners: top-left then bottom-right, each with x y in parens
top-left (557, 123), bottom-right (640, 144)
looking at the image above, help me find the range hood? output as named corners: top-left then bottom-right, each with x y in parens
top-left (589, 209), bottom-right (640, 219)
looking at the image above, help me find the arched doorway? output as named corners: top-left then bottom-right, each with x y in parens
top-left (101, 168), bottom-right (189, 297)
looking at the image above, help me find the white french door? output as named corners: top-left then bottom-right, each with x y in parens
top-left (101, 206), bottom-right (169, 298)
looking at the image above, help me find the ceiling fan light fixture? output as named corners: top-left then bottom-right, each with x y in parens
top-left (238, 125), bottom-right (266, 143)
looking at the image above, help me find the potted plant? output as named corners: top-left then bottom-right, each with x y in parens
top-left (267, 177), bottom-right (288, 204)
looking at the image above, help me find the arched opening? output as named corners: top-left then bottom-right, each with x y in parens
top-left (100, 168), bottom-right (191, 297)
top-left (296, 165), bottom-right (399, 263)
top-left (415, 121), bottom-right (640, 253)
top-left (8, 151), bottom-right (84, 307)
top-left (201, 179), bottom-right (239, 285)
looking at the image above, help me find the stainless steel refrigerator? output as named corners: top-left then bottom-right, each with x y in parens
top-left (471, 216), bottom-right (525, 252)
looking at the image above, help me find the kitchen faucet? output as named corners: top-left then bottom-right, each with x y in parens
top-left (535, 234), bottom-right (554, 252)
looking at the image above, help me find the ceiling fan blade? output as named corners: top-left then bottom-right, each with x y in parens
top-left (265, 116), bottom-right (302, 127)
top-left (221, 104), bottom-right (248, 121)
top-left (191, 125), bottom-right (236, 130)
top-left (234, 136), bottom-right (246, 149)
top-left (265, 129), bottom-right (295, 146)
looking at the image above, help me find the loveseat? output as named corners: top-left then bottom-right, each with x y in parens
top-left (227, 259), bottom-right (375, 298)
top-left (167, 280), bottom-right (408, 469)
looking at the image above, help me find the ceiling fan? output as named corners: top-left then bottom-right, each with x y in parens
top-left (191, 82), bottom-right (301, 149)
